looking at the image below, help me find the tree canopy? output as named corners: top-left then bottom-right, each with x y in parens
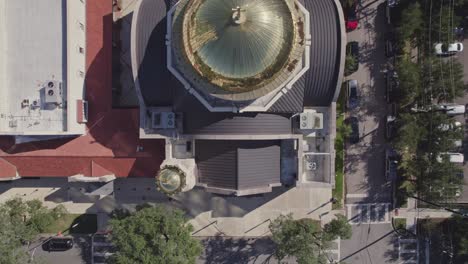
top-left (269, 214), bottom-right (351, 264)
top-left (109, 205), bottom-right (202, 264)
top-left (323, 214), bottom-right (352, 241)
top-left (396, 2), bottom-right (423, 42)
top-left (0, 198), bottom-right (66, 264)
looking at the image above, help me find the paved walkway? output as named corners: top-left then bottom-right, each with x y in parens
top-left (0, 178), bottom-right (336, 236)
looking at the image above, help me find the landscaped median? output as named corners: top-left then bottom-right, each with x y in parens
top-left (44, 213), bottom-right (98, 234)
top-left (333, 85), bottom-right (347, 209)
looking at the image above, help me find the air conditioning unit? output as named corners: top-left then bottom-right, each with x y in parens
top-left (299, 112), bottom-right (323, 130)
top-left (44, 80), bottom-right (63, 104)
top-left (152, 112), bottom-right (176, 129)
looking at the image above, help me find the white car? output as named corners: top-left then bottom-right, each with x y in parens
top-left (436, 104), bottom-right (466, 116)
top-left (436, 152), bottom-right (464, 164)
top-left (434, 42), bottom-right (464, 55)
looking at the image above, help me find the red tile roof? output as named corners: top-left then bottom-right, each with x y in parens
top-left (0, 158), bottom-right (17, 178)
top-left (0, 0), bottom-right (164, 178)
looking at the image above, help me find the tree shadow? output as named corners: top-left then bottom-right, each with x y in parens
top-left (344, 1), bottom-right (393, 203)
top-left (71, 234), bottom-right (92, 264)
top-left (199, 236), bottom-right (276, 264)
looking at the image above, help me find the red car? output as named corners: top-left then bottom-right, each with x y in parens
top-left (344, 1), bottom-right (359, 31)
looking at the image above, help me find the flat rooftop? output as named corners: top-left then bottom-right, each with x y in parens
top-left (0, 0), bottom-right (165, 178)
top-left (0, 0), bottom-right (86, 135)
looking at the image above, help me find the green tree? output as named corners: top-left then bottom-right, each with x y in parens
top-left (323, 214), bottom-right (352, 241)
top-left (109, 205), bottom-right (202, 264)
top-left (0, 198), bottom-right (67, 264)
top-left (269, 214), bottom-right (326, 264)
top-left (344, 55), bottom-right (357, 76)
top-left (430, 59), bottom-right (466, 102)
top-left (418, 155), bottom-right (463, 202)
top-left (396, 2), bottom-right (423, 42)
top-left (395, 59), bottom-right (422, 107)
top-left (394, 113), bottom-right (426, 166)
top-left (431, 6), bottom-right (461, 44)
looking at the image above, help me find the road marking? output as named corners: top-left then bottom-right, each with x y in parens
top-left (398, 237), bottom-right (419, 264)
top-left (346, 203), bottom-right (391, 225)
top-left (346, 193), bottom-right (369, 198)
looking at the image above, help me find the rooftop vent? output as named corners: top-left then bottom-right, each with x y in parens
top-left (299, 112), bottom-right (323, 130)
top-left (152, 112), bottom-right (176, 129)
top-left (44, 80), bottom-right (63, 104)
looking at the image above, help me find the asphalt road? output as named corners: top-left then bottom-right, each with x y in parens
top-left (340, 0), bottom-right (401, 263)
top-left (196, 236), bottom-right (289, 264)
top-left (341, 224), bottom-right (399, 264)
top-left (28, 235), bottom-right (91, 264)
top-left (344, 0), bottom-right (392, 204)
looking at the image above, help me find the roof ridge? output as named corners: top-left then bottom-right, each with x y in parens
top-left (0, 158), bottom-right (18, 177)
top-left (91, 160), bottom-right (115, 177)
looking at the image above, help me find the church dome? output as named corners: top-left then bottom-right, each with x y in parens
top-left (187, 0), bottom-right (294, 80)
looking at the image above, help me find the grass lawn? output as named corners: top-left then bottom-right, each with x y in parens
top-left (43, 214), bottom-right (97, 234)
top-left (333, 85), bottom-right (346, 209)
top-left (394, 218), bottom-right (406, 230)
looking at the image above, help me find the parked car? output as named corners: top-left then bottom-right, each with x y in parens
top-left (346, 42), bottom-right (359, 75)
top-left (385, 70), bottom-right (399, 103)
top-left (343, 0), bottom-right (359, 31)
top-left (436, 152), bottom-right (464, 164)
top-left (346, 116), bottom-right (360, 144)
top-left (346, 79), bottom-right (359, 109)
top-left (438, 121), bottom-right (462, 131)
top-left (386, 115), bottom-right (396, 140)
top-left (385, 148), bottom-right (398, 180)
top-left (434, 42), bottom-right (464, 56)
top-left (385, 34), bottom-right (395, 58)
top-left (43, 237), bottom-right (74, 252)
top-left (387, 0), bottom-right (399, 7)
top-left (436, 104), bottom-right (466, 116)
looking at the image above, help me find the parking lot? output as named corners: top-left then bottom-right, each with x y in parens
top-left (344, 0), bottom-right (392, 204)
top-left (453, 36), bottom-right (468, 203)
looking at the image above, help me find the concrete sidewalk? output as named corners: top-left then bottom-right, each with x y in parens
top-left (0, 178), bottom-right (335, 236)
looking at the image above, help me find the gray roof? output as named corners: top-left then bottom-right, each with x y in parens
top-left (134, 0), bottom-right (181, 106)
top-left (172, 90), bottom-right (292, 134)
top-left (301, 0), bottom-right (343, 106)
top-left (132, 0), bottom-right (344, 134)
top-left (196, 140), bottom-right (281, 190)
top-left (268, 75), bottom-right (305, 113)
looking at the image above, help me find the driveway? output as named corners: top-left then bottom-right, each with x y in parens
top-left (344, 0), bottom-right (391, 203)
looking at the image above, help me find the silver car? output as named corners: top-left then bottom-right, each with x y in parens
top-left (346, 79), bottom-right (359, 109)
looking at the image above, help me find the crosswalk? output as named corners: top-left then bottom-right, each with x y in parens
top-left (346, 203), bottom-right (391, 225)
top-left (323, 238), bottom-right (340, 263)
top-left (398, 238), bottom-right (419, 264)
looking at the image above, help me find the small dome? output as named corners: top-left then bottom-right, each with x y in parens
top-left (157, 167), bottom-right (184, 194)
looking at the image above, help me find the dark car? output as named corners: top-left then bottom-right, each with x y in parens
top-left (346, 116), bottom-right (360, 144)
top-left (385, 34), bottom-right (395, 58)
top-left (385, 148), bottom-right (398, 180)
top-left (346, 42), bottom-right (359, 75)
top-left (385, 103), bottom-right (397, 140)
top-left (344, 2), bottom-right (359, 31)
top-left (43, 237), bottom-right (73, 252)
top-left (385, 115), bottom-right (396, 140)
top-left (385, 70), bottom-right (399, 103)
top-left (346, 79), bottom-right (359, 109)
